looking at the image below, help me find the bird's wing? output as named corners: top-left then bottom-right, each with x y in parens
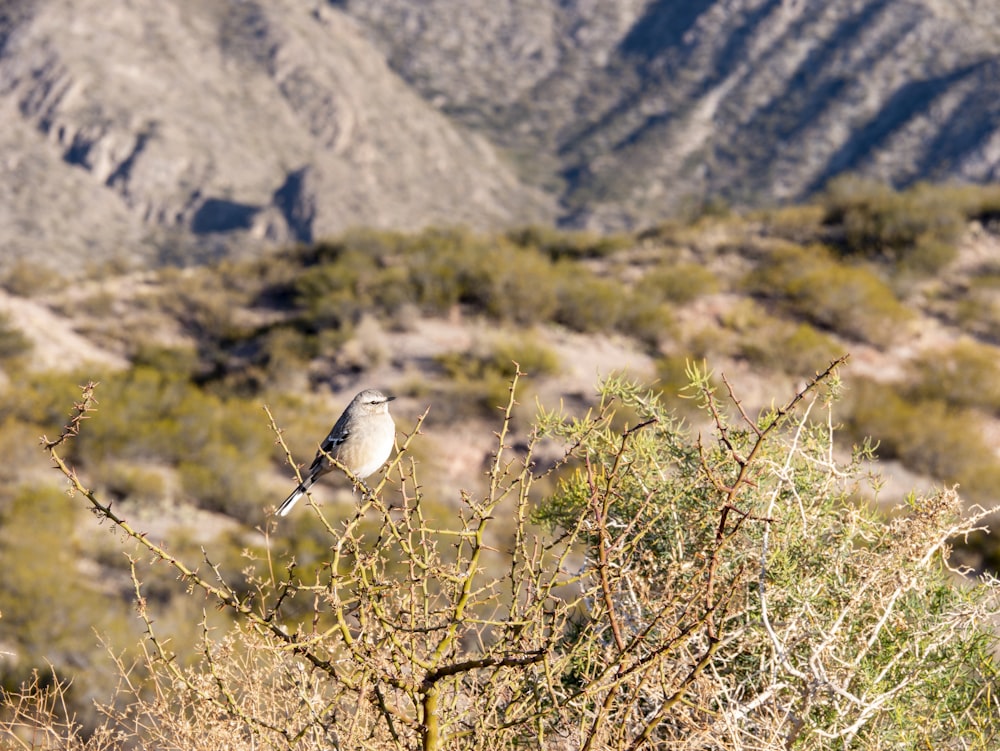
top-left (308, 413), bottom-right (352, 474)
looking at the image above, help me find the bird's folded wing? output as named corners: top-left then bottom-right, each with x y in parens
top-left (309, 428), bottom-right (350, 472)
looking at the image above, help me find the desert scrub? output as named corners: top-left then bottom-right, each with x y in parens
top-left (756, 202), bottom-right (827, 244)
top-left (506, 225), bottom-right (632, 260)
top-left (616, 296), bottom-right (676, 350)
top-left (552, 270), bottom-right (625, 333)
top-left (744, 242), bottom-right (911, 346)
top-left (724, 301), bottom-right (845, 376)
top-left (0, 485), bottom-right (136, 731)
top-left (635, 261), bottom-right (720, 304)
top-left (906, 339), bottom-right (1000, 413)
top-left (432, 333), bottom-right (559, 420)
top-left (0, 311), bottom-right (32, 366)
top-left (61, 366), bottom-right (275, 515)
top-left (952, 273), bottom-right (1000, 341)
top-left (843, 377), bottom-right (1000, 503)
top-left (821, 177), bottom-right (964, 272)
top-left (534, 366), bottom-right (1000, 749)
top-left (8, 363), bottom-right (1000, 750)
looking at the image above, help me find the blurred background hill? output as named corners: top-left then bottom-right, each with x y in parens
top-left (2, 0), bottom-right (1000, 270)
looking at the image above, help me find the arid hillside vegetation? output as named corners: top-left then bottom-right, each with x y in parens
top-left (2, 180), bottom-right (1000, 748)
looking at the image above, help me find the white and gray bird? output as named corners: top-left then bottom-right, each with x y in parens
top-left (277, 388), bottom-right (396, 517)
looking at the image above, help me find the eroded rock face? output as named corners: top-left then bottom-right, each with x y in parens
top-left (2, 0), bottom-right (1000, 273)
top-left (0, 0), bottom-right (554, 271)
top-left (343, 0), bottom-right (1000, 228)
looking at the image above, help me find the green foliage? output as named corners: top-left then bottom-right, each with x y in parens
top-left (0, 313), bottom-right (32, 364)
top-left (635, 261), bottom-right (719, 304)
top-left (0, 484), bottom-right (134, 731)
top-left (551, 271), bottom-right (624, 333)
top-left (821, 178), bottom-right (964, 272)
top-left (506, 225), bottom-right (631, 260)
top-left (432, 334), bottom-right (559, 419)
top-left (290, 228), bottom-right (636, 333)
top-left (535, 372), bottom-right (1000, 749)
top-left (616, 296), bottom-right (676, 349)
top-left (30, 366), bottom-right (277, 515)
top-left (0, 371), bottom-right (95, 445)
top-left (757, 203), bottom-right (827, 243)
top-left (844, 378), bottom-right (1000, 502)
top-left (906, 339), bottom-right (1000, 413)
top-left (101, 461), bottom-right (168, 502)
top-left (744, 243), bottom-right (911, 345)
top-left (818, 179), bottom-right (1000, 275)
top-left (725, 301), bottom-right (845, 375)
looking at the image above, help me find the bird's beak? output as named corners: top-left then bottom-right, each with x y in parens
top-left (386, 395), bottom-right (397, 402)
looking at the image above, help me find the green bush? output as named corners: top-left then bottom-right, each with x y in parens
top-left (101, 461), bottom-right (169, 503)
top-left (635, 262), bottom-right (720, 304)
top-left (448, 240), bottom-right (561, 325)
top-left (843, 378), bottom-right (1000, 502)
top-left (552, 270), bottom-right (624, 333)
top-left (729, 302), bottom-right (845, 376)
top-left (616, 297), bottom-right (676, 349)
top-left (0, 485), bottom-right (134, 732)
top-left (757, 203), bottom-right (827, 243)
top-left (906, 339), bottom-right (1000, 413)
top-left (0, 313), bottom-right (32, 364)
top-left (507, 225), bottom-right (631, 260)
top-left (53, 367), bottom-right (275, 515)
top-left (744, 243), bottom-right (911, 345)
top-left (821, 178), bottom-right (964, 271)
top-left (432, 334), bottom-right (559, 420)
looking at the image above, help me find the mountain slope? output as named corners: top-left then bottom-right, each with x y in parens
top-left (2, 0), bottom-right (1000, 268)
top-left (342, 0), bottom-right (1000, 227)
top-left (0, 0), bottom-right (554, 271)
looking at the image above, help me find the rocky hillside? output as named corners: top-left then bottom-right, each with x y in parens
top-left (2, 0), bottom-right (1000, 270)
top-left (343, 0), bottom-right (1000, 228)
top-left (0, 0), bottom-right (554, 271)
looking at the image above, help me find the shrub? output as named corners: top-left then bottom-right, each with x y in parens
top-left (635, 262), bottom-right (720, 304)
top-left (101, 460), bottom-right (169, 503)
top-left (16, 366), bottom-right (1000, 750)
top-left (616, 297), bottom-right (676, 349)
top-left (758, 203), bottom-right (827, 243)
top-left (0, 312), bottom-right (32, 364)
top-left (843, 378), bottom-right (1000, 502)
top-left (0, 485), bottom-right (134, 733)
top-left (954, 286), bottom-right (1000, 343)
top-left (0, 259), bottom-right (64, 296)
top-left (507, 225), bottom-right (631, 259)
top-left (729, 301), bottom-right (845, 376)
top-left (451, 240), bottom-right (561, 325)
top-left (432, 334), bottom-right (559, 420)
top-left (906, 339), bottom-right (1000, 413)
top-left (744, 243), bottom-right (911, 346)
top-left (821, 177), bottom-right (965, 272)
top-left (293, 250), bottom-right (376, 330)
top-left (56, 366), bottom-right (275, 516)
top-left (552, 270), bottom-right (624, 333)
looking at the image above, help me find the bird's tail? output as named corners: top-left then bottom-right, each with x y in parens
top-left (277, 476), bottom-right (315, 517)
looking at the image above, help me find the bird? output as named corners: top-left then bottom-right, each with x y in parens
top-left (277, 388), bottom-right (396, 517)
